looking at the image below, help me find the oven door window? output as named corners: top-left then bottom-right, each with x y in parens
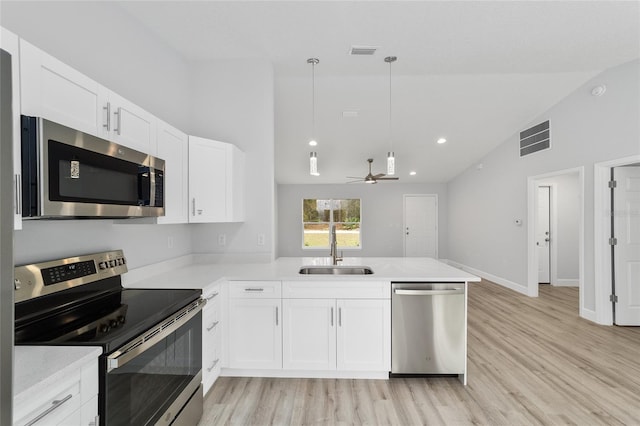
top-left (104, 312), bottom-right (202, 426)
top-left (48, 139), bottom-right (157, 206)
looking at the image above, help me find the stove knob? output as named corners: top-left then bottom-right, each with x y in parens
top-left (98, 262), bottom-right (107, 270)
top-left (117, 315), bottom-right (126, 325)
top-left (99, 323), bottom-right (110, 333)
top-left (109, 320), bottom-right (118, 328)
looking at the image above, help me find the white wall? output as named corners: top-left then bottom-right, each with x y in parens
top-left (277, 183), bottom-right (448, 258)
top-left (2, 2), bottom-right (196, 268)
top-left (0, 2), bottom-right (192, 130)
top-left (188, 60), bottom-right (275, 259)
top-left (447, 59), bottom-right (640, 314)
top-left (538, 173), bottom-right (580, 284)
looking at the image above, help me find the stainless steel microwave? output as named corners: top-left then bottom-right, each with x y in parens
top-left (21, 116), bottom-right (165, 218)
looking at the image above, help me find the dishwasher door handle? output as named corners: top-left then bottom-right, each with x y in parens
top-left (393, 288), bottom-right (464, 296)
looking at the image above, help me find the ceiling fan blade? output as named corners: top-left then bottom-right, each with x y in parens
top-left (346, 179), bottom-right (365, 184)
top-left (375, 177), bottom-right (399, 181)
top-left (346, 176), bottom-right (364, 179)
top-left (373, 173), bottom-right (386, 179)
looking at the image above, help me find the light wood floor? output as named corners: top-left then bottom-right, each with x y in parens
top-left (200, 280), bottom-right (640, 425)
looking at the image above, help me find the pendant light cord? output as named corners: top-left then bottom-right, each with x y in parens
top-left (312, 60), bottom-right (316, 140)
top-left (388, 59), bottom-right (392, 152)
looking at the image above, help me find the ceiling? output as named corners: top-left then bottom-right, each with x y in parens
top-left (118, 1), bottom-right (640, 184)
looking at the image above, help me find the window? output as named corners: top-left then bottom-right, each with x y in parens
top-left (302, 199), bottom-right (361, 249)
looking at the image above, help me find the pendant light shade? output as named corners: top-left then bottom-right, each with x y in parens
top-left (387, 151), bottom-right (395, 176)
top-left (310, 152), bottom-right (319, 176)
top-left (307, 58), bottom-right (320, 176)
top-left (385, 56), bottom-right (397, 176)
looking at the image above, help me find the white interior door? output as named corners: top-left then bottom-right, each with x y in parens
top-left (537, 186), bottom-right (551, 283)
top-left (613, 166), bottom-right (640, 326)
top-left (403, 195), bottom-right (437, 257)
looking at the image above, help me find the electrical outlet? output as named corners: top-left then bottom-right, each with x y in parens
top-left (218, 234), bottom-right (226, 246)
top-left (167, 236), bottom-right (174, 248)
top-left (257, 233), bottom-right (265, 246)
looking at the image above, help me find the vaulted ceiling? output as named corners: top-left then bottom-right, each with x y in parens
top-left (19, 1), bottom-right (640, 184)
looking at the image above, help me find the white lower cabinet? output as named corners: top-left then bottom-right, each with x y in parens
top-left (282, 298), bottom-right (390, 372)
top-left (227, 281), bottom-right (282, 370)
top-left (283, 299), bottom-right (336, 370)
top-left (202, 284), bottom-right (222, 394)
top-left (225, 280), bottom-right (390, 376)
top-left (336, 299), bottom-right (391, 371)
top-left (14, 356), bottom-right (98, 426)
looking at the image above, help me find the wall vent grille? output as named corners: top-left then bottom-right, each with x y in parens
top-left (520, 120), bottom-right (550, 157)
top-left (349, 46), bottom-right (377, 55)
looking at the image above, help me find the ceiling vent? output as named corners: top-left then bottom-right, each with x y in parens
top-left (349, 45), bottom-right (378, 55)
top-left (520, 120), bottom-right (550, 157)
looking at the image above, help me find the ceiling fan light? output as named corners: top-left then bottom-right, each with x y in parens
top-left (309, 140), bottom-right (317, 147)
top-left (387, 152), bottom-right (395, 176)
top-left (309, 152), bottom-right (319, 176)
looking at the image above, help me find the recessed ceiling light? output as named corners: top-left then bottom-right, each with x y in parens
top-left (309, 140), bottom-right (317, 146)
top-left (437, 138), bottom-right (447, 144)
top-left (409, 171), bottom-right (417, 176)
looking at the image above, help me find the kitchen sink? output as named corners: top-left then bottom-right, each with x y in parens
top-left (298, 266), bottom-right (374, 275)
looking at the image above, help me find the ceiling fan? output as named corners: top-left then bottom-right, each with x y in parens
top-left (347, 158), bottom-right (400, 184)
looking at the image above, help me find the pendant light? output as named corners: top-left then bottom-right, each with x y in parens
top-left (385, 56), bottom-right (397, 176)
top-left (309, 151), bottom-right (319, 176)
top-left (307, 58), bottom-right (320, 175)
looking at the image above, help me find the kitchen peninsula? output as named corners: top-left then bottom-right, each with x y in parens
top-left (125, 256), bottom-right (479, 387)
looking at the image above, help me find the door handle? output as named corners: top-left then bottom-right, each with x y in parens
top-left (103, 102), bottom-right (111, 131)
top-left (394, 288), bottom-right (465, 296)
top-left (114, 107), bottom-right (122, 135)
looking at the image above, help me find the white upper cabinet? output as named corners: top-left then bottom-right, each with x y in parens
top-left (101, 90), bottom-right (156, 155)
top-left (1, 27), bottom-right (23, 230)
top-left (20, 39), bottom-right (156, 156)
top-left (156, 121), bottom-right (188, 224)
top-left (188, 136), bottom-right (245, 223)
top-left (20, 39), bottom-right (105, 137)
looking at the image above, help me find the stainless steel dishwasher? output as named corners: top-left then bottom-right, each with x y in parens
top-left (391, 282), bottom-right (466, 376)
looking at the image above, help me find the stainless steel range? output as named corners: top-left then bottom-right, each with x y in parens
top-left (14, 250), bottom-right (205, 426)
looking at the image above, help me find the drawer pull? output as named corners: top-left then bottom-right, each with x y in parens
top-left (207, 359), bottom-right (220, 372)
top-left (206, 321), bottom-right (219, 331)
top-left (25, 393), bottom-right (73, 426)
top-left (205, 292), bottom-right (219, 301)
top-left (244, 288), bottom-right (264, 292)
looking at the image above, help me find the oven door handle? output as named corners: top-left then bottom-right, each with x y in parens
top-left (106, 298), bottom-right (206, 372)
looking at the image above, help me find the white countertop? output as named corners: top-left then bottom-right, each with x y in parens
top-left (14, 346), bottom-right (102, 402)
top-left (124, 257), bottom-right (480, 290)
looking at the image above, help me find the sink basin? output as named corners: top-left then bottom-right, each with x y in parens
top-left (299, 266), bottom-right (374, 275)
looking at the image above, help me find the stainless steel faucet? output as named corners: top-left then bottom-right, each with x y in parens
top-left (330, 225), bottom-right (343, 265)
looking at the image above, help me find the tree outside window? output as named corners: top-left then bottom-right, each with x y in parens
top-left (302, 199), bottom-right (361, 249)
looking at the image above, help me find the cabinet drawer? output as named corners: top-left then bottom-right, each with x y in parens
top-left (229, 281), bottom-right (281, 298)
top-left (15, 379), bottom-right (82, 426)
top-left (282, 281), bottom-right (390, 299)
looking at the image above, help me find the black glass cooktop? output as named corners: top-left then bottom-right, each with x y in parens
top-left (15, 286), bottom-right (201, 353)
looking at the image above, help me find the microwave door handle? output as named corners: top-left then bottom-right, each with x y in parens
top-left (106, 299), bottom-right (206, 372)
top-left (149, 169), bottom-right (156, 207)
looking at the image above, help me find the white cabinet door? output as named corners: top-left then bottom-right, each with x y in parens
top-left (156, 121), bottom-right (188, 224)
top-left (19, 39), bottom-right (105, 137)
top-left (103, 91), bottom-right (156, 155)
top-left (228, 298), bottom-right (281, 369)
top-left (1, 27), bottom-right (22, 230)
top-left (283, 299), bottom-right (336, 370)
top-left (336, 299), bottom-right (391, 371)
top-left (188, 136), bottom-right (227, 223)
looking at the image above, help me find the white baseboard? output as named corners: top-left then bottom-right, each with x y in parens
top-left (580, 307), bottom-right (597, 323)
top-left (220, 368), bottom-right (388, 380)
top-left (444, 259), bottom-right (529, 296)
top-left (553, 278), bottom-right (579, 287)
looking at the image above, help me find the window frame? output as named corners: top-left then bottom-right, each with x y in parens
top-left (301, 198), bottom-right (362, 250)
